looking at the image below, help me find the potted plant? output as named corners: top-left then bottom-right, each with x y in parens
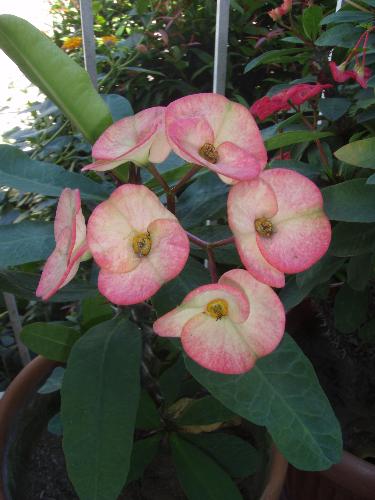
top-left (1, 0), bottom-right (374, 498)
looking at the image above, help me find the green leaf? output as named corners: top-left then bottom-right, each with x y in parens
top-left (185, 432), bottom-right (258, 478)
top-left (334, 284), bottom-right (368, 334)
top-left (185, 334), bottom-right (343, 471)
top-left (170, 434), bottom-right (242, 500)
top-left (316, 24), bottom-right (365, 48)
top-left (0, 222), bottom-right (54, 267)
top-left (101, 94), bottom-right (133, 122)
top-left (136, 391), bottom-right (161, 430)
top-left (322, 179), bottom-right (375, 222)
top-left (303, 6), bottom-right (323, 41)
top-left (159, 356), bottom-right (187, 405)
top-left (296, 254), bottom-right (344, 292)
top-left (359, 318), bottom-right (375, 343)
top-left (38, 367), bottom-right (65, 394)
top-left (177, 396), bottom-right (235, 426)
top-left (0, 15), bottom-right (112, 143)
top-left (347, 253), bottom-right (374, 291)
top-left (330, 222), bottom-right (375, 256)
top-left (0, 145), bottom-right (110, 200)
top-left (244, 48), bottom-right (304, 73)
top-left (265, 131), bottom-right (333, 151)
top-left (61, 318), bottom-right (142, 500)
top-left (48, 413), bottom-right (63, 436)
top-left (81, 294), bottom-right (114, 331)
top-left (126, 435), bottom-right (161, 484)
top-left (176, 173), bottom-right (228, 228)
top-left (0, 270), bottom-right (97, 302)
top-left (279, 277), bottom-right (311, 312)
top-left (320, 11), bottom-right (374, 25)
top-left (318, 98), bottom-right (351, 121)
top-left (152, 259), bottom-right (210, 315)
top-left (21, 322), bottom-right (80, 362)
top-left (334, 138), bottom-right (375, 169)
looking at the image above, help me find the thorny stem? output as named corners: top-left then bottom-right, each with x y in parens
top-left (147, 162), bottom-right (170, 192)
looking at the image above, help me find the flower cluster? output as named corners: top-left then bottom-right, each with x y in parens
top-left (62, 36), bottom-right (82, 51)
top-left (37, 93), bottom-right (331, 374)
top-left (268, 0), bottom-right (293, 21)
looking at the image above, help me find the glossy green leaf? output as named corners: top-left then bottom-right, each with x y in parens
top-left (296, 254), bottom-right (344, 292)
top-left (0, 222), bottom-right (54, 267)
top-left (48, 413), bottom-right (63, 436)
top-left (0, 15), bottom-right (112, 143)
top-left (316, 24), bottom-right (365, 48)
top-left (303, 6), bottom-right (323, 41)
top-left (334, 285), bottom-right (368, 334)
top-left (177, 396), bottom-right (235, 426)
top-left (136, 391), bottom-right (161, 430)
top-left (159, 356), bottom-right (187, 405)
top-left (0, 145), bottom-right (110, 200)
top-left (61, 318), bottom-right (142, 500)
top-left (81, 294), bottom-right (114, 331)
top-left (244, 48), bottom-right (303, 73)
top-left (265, 131), bottom-right (333, 151)
top-left (176, 173), bottom-right (228, 228)
top-left (279, 277), bottom-right (311, 312)
top-left (322, 179), bottom-right (375, 222)
top-left (320, 11), bottom-right (373, 25)
top-left (126, 435), bottom-right (161, 484)
top-left (0, 270), bottom-right (97, 302)
top-left (152, 258), bottom-right (210, 315)
top-left (21, 322), bottom-right (80, 362)
top-left (185, 432), bottom-right (258, 478)
top-left (170, 434), bottom-right (242, 500)
top-left (185, 334), bottom-right (343, 471)
top-left (318, 98), bottom-right (351, 121)
top-left (101, 94), bottom-right (133, 122)
top-left (347, 253), bottom-right (374, 291)
top-left (334, 138), bottom-right (375, 169)
top-left (38, 367), bottom-right (65, 394)
top-left (330, 222), bottom-right (375, 256)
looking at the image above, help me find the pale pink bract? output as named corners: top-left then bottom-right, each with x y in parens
top-left (36, 188), bottom-right (89, 300)
top-left (87, 184), bottom-right (189, 305)
top-left (82, 106), bottom-right (171, 173)
top-left (228, 169), bottom-right (331, 288)
top-left (165, 93), bottom-right (267, 182)
top-left (153, 269), bottom-right (285, 374)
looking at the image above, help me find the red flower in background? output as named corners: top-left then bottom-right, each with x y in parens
top-left (268, 0), bottom-right (293, 21)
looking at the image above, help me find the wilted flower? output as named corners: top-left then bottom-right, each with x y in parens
top-left (228, 169), bottom-right (331, 288)
top-left (82, 107), bottom-right (171, 172)
top-left (36, 189), bottom-right (89, 300)
top-left (154, 269), bottom-right (285, 374)
top-left (165, 93), bottom-right (267, 182)
top-left (87, 184), bottom-right (189, 305)
top-left (268, 0), bottom-right (293, 21)
top-left (62, 36), bottom-right (82, 51)
top-left (329, 62), bottom-right (356, 84)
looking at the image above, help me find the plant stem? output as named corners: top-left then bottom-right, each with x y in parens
top-left (206, 247), bottom-right (218, 283)
top-left (3, 293), bottom-right (30, 366)
top-left (171, 165), bottom-right (202, 194)
top-left (211, 236), bottom-right (235, 248)
top-left (345, 0), bottom-right (372, 13)
top-left (147, 162), bottom-right (170, 193)
top-left (186, 231), bottom-right (207, 248)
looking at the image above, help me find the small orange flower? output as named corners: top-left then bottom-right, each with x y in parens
top-left (101, 35), bottom-right (118, 45)
top-left (62, 36), bottom-right (82, 51)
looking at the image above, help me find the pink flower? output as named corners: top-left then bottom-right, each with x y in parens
top-left (329, 62), bottom-right (356, 83)
top-left (268, 0), bottom-right (293, 21)
top-left (165, 93), bottom-right (267, 182)
top-left (353, 64), bottom-right (372, 88)
top-left (250, 83), bottom-right (331, 120)
top-left (273, 150), bottom-right (291, 161)
top-left (36, 189), bottom-right (89, 300)
top-left (82, 107), bottom-right (171, 172)
top-left (87, 184), bottom-right (189, 305)
top-left (153, 269), bottom-right (285, 374)
top-left (228, 169), bottom-right (331, 288)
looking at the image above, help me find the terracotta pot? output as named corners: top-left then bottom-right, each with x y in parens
top-left (0, 356), bottom-right (287, 500)
top-left (0, 356), bottom-right (58, 500)
top-left (285, 452), bottom-right (375, 500)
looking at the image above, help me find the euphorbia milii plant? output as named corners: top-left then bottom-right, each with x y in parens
top-left (86, 184), bottom-right (189, 305)
top-left (228, 169), bottom-right (331, 288)
top-left (153, 269), bottom-right (285, 374)
top-left (36, 188), bottom-right (89, 300)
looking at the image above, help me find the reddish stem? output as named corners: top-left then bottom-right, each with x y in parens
top-left (187, 232), bottom-right (207, 248)
top-left (171, 165), bottom-right (201, 194)
top-left (207, 247), bottom-right (218, 283)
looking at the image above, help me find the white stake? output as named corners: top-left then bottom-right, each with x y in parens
top-left (79, 0), bottom-right (97, 88)
top-left (213, 0), bottom-right (230, 95)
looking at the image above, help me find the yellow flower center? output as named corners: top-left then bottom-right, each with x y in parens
top-left (199, 143), bottom-right (219, 164)
top-left (206, 299), bottom-right (228, 320)
top-left (254, 217), bottom-right (273, 237)
top-left (132, 232), bottom-right (152, 256)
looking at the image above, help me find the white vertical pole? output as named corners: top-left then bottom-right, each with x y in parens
top-left (213, 0), bottom-right (230, 95)
top-left (336, 0), bottom-right (345, 11)
top-left (79, 0), bottom-right (97, 88)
